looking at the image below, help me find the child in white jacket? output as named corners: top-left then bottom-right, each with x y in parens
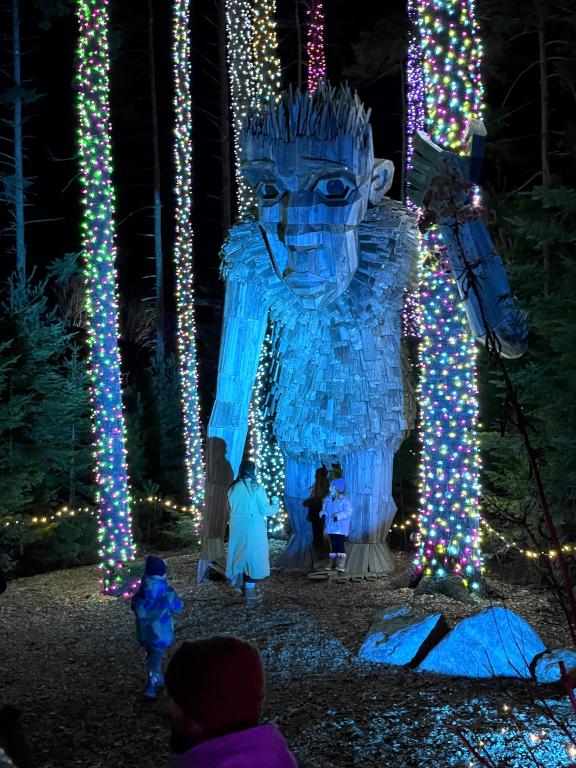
top-left (320, 477), bottom-right (353, 572)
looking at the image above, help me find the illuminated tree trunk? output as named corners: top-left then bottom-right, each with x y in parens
top-left (306, 0), bottom-right (326, 92)
top-left (225, 0), bottom-right (257, 216)
top-left (75, 0), bottom-right (135, 595)
top-left (408, 0), bottom-right (485, 590)
top-left (199, 0), bottom-right (283, 578)
top-left (172, 0), bottom-right (205, 523)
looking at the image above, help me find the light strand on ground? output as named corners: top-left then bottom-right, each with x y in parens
top-left (75, 0), bottom-right (135, 596)
top-left (1, 498), bottom-right (203, 540)
top-left (306, 0), bottom-right (326, 92)
top-left (416, 269), bottom-right (483, 588)
top-left (5, 506), bottom-right (575, 560)
top-left (409, 0), bottom-right (485, 587)
top-left (172, 0), bottom-right (205, 534)
top-left (479, 518), bottom-right (576, 560)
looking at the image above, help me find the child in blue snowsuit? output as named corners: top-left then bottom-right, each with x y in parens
top-left (131, 555), bottom-right (183, 699)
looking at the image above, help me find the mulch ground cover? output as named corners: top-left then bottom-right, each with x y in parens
top-left (1, 544), bottom-right (574, 767)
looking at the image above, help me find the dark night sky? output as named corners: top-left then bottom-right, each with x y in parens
top-left (4, 0), bottom-right (406, 391)
top-left (2, 0), bottom-right (556, 399)
top-left (9, 0), bottom-right (405, 277)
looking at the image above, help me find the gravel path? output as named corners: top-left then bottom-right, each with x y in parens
top-left (0, 545), bottom-right (574, 767)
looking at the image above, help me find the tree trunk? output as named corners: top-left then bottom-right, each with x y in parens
top-left (538, 19), bottom-right (550, 189)
top-left (538, 11), bottom-right (551, 295)
top-left (218, 0), bottom-right (233, 237)
top-left (69, 423), bottom-right (77, 507)
top-left (295, 0), bottom-right (302, 90)
top-left (148, 0), bottom-right (165, 365)
top-left (13, 0), bottom-right (26, 280)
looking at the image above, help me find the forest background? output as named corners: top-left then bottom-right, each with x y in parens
top-left (0, 0), bottom-right (574, 579)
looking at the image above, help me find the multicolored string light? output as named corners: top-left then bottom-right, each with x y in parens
top-left (172, 0), bottom-right (205, 531)
top-left (306, 0), bottom-right (326, 92)
top-left (406, 0), bottom-right (426, 181)
top-left (408, 0), bottom-right (485, 586)
top-left (417, 269), bottom-right (483, 588)
top-left (415, 0), bottom-right (484, 151)
top-left (75, 0), bottom-right (135, 596)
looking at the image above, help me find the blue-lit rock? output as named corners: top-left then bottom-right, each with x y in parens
top-left (359, 604), bottom-right (448, 667)
top-left (534, 649), bottom-right (576, 684)
top-left (418, 607), bottom-right (546, 678)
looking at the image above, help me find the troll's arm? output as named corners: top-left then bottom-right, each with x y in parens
top-left (408, 123), bottom-right (528, 359)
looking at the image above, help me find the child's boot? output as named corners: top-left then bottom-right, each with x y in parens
top-left (325, 553), bottom-right (337, 570)
top-left (230, 575), bottom-right (243, 596)
top-left (144, 671), bottom-right (162, 700)
top-left (336, 553), bottom-right (347, 572)
top-left (244, 582), bottom-right (262, 604)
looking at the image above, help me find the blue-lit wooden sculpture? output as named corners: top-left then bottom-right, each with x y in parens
top-left (199, 86), bottom-right (526, 579)
top-left (200, 85), bottom-right (419, 577)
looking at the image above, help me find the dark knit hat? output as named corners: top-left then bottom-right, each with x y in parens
top-left (166, 636), bottom-right (265, 736)
top-left (145, 555), bottom-right (167, 577)
top-left (331, 477), bottom-right (346, 493)
top-left (238, 459), bottom-right (257, 480)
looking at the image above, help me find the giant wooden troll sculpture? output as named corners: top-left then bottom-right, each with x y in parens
top-left (199, 85), bottom-right (526, 579)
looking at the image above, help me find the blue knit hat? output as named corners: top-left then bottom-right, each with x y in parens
top-left (145, 555), bottom-right (167, 577)
top-left (331, 477), bottom-right (346, 493)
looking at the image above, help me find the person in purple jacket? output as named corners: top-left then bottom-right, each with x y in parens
top-left (131, 555), bottom-right (183, 699)
top-left (165, 636), bottom-right (298, 768)
top-left (320, 477), bottom-right (353, 572)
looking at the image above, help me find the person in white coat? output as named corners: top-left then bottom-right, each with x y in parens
top-left (226, 460), bottom-right (279, 603)
top-left (320, 477), bottom-right (353, 572)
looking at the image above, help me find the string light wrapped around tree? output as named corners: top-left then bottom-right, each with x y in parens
top-left (417, 267), bottom-right (483, 589)
top-left (75, 0), bottom-right (135, 596)
top-left (248, 323), bottom-right (288, 535)
top-left (306, 0), bottom-right (326, 92)
top-left (227, 0), bottom-right (286, 532)
top-left (408, 0), bottom-right (485, 587)
top-left (225, 0), bottom-right (257, 215)
top-left (172, 0), bottom-right (205, 530)
top-left (252, 0), bottom-right (281, 106)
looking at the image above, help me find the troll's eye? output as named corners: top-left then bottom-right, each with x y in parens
top-left (257, 182), bottom-right (283, 203)
top-left (313, 176), bottom-right (354, 201)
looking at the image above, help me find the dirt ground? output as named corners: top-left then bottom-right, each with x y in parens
top-left (0, 544), bottom-right (574, 768)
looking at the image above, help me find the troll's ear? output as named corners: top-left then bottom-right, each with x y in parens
top-left (369, 159), bottom-right (394, 205)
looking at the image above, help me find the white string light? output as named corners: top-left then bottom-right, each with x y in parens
top-left (172, 0), bottom-right (205, 533)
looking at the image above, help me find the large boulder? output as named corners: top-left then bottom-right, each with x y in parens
top-left (358, 604), bottom-right (448, 667)
top-left (533, 649), bottom-right (576, 684)
top-left (418, 606), bottom-right (546, 678)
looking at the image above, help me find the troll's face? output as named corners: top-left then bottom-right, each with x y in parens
top-left (241, 88), bottom-right (393, 310)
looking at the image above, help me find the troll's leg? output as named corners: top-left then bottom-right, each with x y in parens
top-left (278, 454), bottom-right (317, 571)
top-left (343, 446), bottom-right (397, 575)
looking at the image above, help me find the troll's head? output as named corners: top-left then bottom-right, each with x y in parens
top-left (241, 84), bottom-right (393, 309)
